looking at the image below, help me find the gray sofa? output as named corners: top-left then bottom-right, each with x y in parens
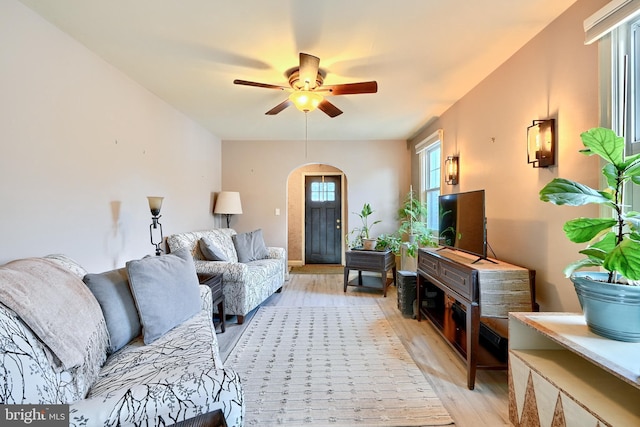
top-left (0, 252), bottom-right (244, 427)
top-left (167, 228), bottom-right (286, 324)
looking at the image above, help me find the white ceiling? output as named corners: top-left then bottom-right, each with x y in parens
top-left (19, 0), bottom-right (578, 141)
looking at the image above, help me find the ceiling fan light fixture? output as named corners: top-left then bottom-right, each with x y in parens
top-left (289, 90), bottom-right (323, 113)
top-left (234, 53), bottom-right (374, 117)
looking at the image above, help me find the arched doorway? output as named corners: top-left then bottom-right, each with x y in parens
top-left (287, 163), bottom-right (347, 266)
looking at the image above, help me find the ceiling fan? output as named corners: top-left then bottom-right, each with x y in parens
top-left (233, 53), bottom-right (378, 118)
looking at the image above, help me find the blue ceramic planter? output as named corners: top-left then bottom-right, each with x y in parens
top-left (572, 272), bottom-right (640, 342)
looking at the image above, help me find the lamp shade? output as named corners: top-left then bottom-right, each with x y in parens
top-left (214, 191), bottom-right (243, 215)
top-left (147, 196), bottom-right (164, 216)
top-left (289, 91), bottom-right (323, 112)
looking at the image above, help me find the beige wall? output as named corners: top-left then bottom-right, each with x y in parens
top-left (410, 0), bottom-right (608, 312)
top-left (0, 0), bottom-right (222, 272)
top-left (221, 139), bottom-right (411, 255)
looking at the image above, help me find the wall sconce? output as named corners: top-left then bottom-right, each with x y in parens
top-left (527, 119), bottom-right (555, 168)
top-left (147, 196), bottom-right (164, 256)
top-left (445, 156), bottom-right (459, 185)
top-left (214, 191), bottom-right (243, 228)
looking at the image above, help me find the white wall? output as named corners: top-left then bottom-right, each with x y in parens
top-left (410, 0), bottom-right (608, 312)
top-left (221, 139), bottom-right (410, 251)
top-left (0, 0), bottom-right (222, 272)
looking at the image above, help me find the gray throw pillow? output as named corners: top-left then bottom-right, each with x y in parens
top-left (126, 248), bottom-right (201, 344)
top-left (232, 229), bottom-right (270, 263)
top-left (199, 237), bottom-right (228, 261)
top-left (83, 268), bottom-right (141, 354)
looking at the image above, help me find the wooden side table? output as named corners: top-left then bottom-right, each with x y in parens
top-left (198, 273), bottom-right (225, 333)
top-left (344, 249), bottom-right (396, 297)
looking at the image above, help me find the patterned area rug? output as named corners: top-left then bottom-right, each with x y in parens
top-left (226, 305), bottom-right (455, 426)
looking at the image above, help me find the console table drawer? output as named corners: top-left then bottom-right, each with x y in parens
top-left (439, 262), bottom-right (473, 299)
top-left (346, 250), bottom-right (387, 270)
top-left (418, 255), bottom-right (438, 277)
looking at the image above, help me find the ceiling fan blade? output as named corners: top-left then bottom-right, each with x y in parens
top-left (233, 79), bottom-right (287, 90)
top-left (298, 53), bottom-right (320, 87)
top-left (317, 99), bottom-right (343, 118)
top-left (323, 81), bottom-right (378, 95)
top-left (265, 99), bottom-right (292, 115)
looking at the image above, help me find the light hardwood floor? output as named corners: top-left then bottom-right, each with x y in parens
top-left (216, 272), bottom-right (510, 427)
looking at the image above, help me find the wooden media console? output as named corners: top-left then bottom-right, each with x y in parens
top-left (416, 247), bottom-right (535, 389)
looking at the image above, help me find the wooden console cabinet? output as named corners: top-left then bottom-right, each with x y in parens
top-left (416, 248), bottom-right (534, 389)
top-left (509, 313), bottom-right (640, 426)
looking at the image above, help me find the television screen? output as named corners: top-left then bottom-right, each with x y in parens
top-left (438, 190), bottom-right (486, 259)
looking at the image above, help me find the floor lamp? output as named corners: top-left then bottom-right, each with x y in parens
top-left (214, 191), bottom-right (243, 228)
top-left (147, 196), bottom-right (164, 256)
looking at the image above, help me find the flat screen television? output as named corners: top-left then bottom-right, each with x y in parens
top-left (438, 189), bottom-right (487, 260)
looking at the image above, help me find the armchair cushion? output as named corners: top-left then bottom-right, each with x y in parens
top-left (233, 229), bottom-right (270, 262)
top-left (83, 268), bottom-right (141, 354)
top-left (126, 249), bottom-right (200, 344)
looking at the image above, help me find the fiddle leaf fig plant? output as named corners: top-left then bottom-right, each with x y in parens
top-left (539, 127), bottom-right (640, 283)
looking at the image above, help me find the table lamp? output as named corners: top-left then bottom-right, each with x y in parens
top-left (214, 191), bottom-right (243, 228)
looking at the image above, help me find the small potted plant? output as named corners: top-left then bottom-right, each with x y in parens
top-left (539, 127), bottom-right (640, 341)
top-left (346, 203), bottom-right (381, 250)
top-left (375, 233), bottom-right (401, 253)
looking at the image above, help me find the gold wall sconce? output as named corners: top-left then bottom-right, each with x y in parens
top-left (445, 156), bottom-right (459, 185)
top-left (527, 119), bottom-right (555, 168)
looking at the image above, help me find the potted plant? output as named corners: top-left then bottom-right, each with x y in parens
top-left (539, 127), bottom-right (640, 341)
top-left (375, 233), bottom-right (401, 253)
top-left (373, 190), bottom-right (436, 265)
top-left (346, 203), bottom-right (381, 250)
top-left (398, 189), bottom-right (426, 243)
top-left (397, 189), bottom-right (435, 257)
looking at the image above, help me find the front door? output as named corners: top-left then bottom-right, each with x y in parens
top-left (304, 175), bottom-right (342, 264)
